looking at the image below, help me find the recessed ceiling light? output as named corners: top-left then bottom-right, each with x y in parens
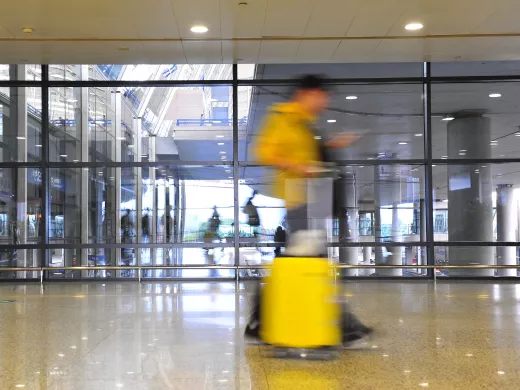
top-left (405, 23), bottom-right (423, 31)
top-left (415, 133), bottom-right (423, 137)
top-left (219, 151), bottom-right (226, 154)
top-left (399, 142), bottom-right (408, 145)
top-left (191, 25), bottom-right (209, 33)
top-left (314, 136), bottom-right (322, 140)
top-left (346, 96), bottom-right (358, 100)
top-left (35, 144), bottom-right (42, 147)
top-left (327, 119), bottom-right (337, 123)
top-left (16, 136), bottom-right (26, 140)
top-left (216, 135), bottom-right (224, 138)
top-left (442, 116), bottom-right (455, 121)
top-left (489, 93), bottom-right (501, 98)
top-left (73, 159), bottom-right (79, 162)
top-left (59, 154), bottom-right (67, 158)
top-left (217, 142), bottom-right (224, 146)
top-left (22, 27), bottom-right (34, 34)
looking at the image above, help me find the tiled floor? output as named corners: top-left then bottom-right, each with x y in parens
top-left (0, 281), bottom-right (520, 389)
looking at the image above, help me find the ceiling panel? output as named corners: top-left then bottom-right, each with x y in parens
top-left (130, 0), bottom-right (180, 39)
top-left (303, 0), bottom-right (364, 37)
top-left (138, 42), bottom-right (187, 63)
top-left (219, 0), bottom-right (268, 38)
top-left (346, 0), bottom-right (407, 37)
top-left (330, 40), bottom-right (382, 62)
top-left (294, 41), bottom-right (341, 62)
top-left (373, 39), bottom-right (427, 62)
top-left (262, 0), bottom-right (315, 37)
top-left (181, 41), bottom-right (222, 63)
top-left (221, 42), bottom-right (261, 63)
top-left (170, 0), bottom-right (222, 38)
top-left (258, 41), bottom-right (301, 63)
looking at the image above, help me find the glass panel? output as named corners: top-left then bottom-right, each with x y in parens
top-left (239, 164), bottom-right (425, 244)
top-left (332, 245), bottom-right (427, 277)
top-left (141, 248), bottom-right (235, 279)
top-left (49, 65), bottom-right (81, 81)
top-left (141, 166), bottom-right (234, 244)
top-left (435, 246), bottom-right (519, 277)
top-left (432, 61), bottom-right (520, 77)
top-left (240, 83), bottom-right (424, 161)
top-left (0, 250), bottom-right (41, 280)
top-left (432, 82), bottom-right (520, 160)
top-left (0, 168), bottom-right (42, 245)
top-left (0, 87), bottom-right (42, 162)
top-left (243, 63), bottom-right (423, 79)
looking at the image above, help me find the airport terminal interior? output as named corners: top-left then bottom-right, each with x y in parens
top-left (2, 0), bottom-right (520, 388)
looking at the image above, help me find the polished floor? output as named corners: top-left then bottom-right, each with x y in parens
top-left (0, 281), bottom-right (519, 389)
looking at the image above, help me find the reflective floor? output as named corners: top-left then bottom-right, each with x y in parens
top-left (1, 281), bottom-right (520, 389)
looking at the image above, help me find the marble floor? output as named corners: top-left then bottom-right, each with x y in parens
top-left (0, 281), bottom-right (520, 389)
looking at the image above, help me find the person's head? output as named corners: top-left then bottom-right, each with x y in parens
top-left (292, 75), bottom-right (329, 116)
top-left (125, 209), bottom-right (130, 215)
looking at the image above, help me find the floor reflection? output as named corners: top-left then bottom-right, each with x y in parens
top-left (2, 281), bottom-right (520, 389)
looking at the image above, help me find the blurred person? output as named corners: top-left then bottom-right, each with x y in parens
top-left (142, 209), bottom-right (151, 242)
top-left (243, 190), bottom-right (261, 239)
top-left (273, 226), bottom-right (286, 257)
top-left (245, 74), bottom-right (372, 347)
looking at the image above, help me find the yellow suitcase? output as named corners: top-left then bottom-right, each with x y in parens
top-left (260, 257), bottom-right (341, 348)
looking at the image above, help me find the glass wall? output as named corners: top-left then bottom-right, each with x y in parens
top-left (1, 62), bottom-right (519, 280)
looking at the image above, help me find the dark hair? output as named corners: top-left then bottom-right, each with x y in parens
top-left (296, 74), bottom-right (328, 92)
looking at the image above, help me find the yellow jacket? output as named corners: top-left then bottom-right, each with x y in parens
top-left (252, 102), bottom-right (321, 210)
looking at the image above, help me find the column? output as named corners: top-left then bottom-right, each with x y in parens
top-left (374, 164), bottom-right (403, 276)
top-left (135, 116), bottom-right (143, 272)
top-left (496, 184), bottom-right (517, 276)
top-left (10, 65), bottom-right (29, 278)
top-left (79, 66), bottom-right (90, 277)
top-left (338, 172), bottom-right (359, 277)
top-left (363, 247), bottom-right (371, 263)
top-left (149, 136), bottom-right (157, 268)
top-left (447, 115), bottom-right (493, 276)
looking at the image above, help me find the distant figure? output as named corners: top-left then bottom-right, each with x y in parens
top-left (121, 209), bottom-right (133, 261)
top-left (142, 209), bottom-right (150, 242)
top-left (209, 206), bottom-right (221, 234)
top-left (273, 226), bottom-right (286, 257)
top-left (243, 191), bottom-right (260, 238)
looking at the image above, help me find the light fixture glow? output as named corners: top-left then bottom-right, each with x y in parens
top-left (191, 25), bottom-right (209, 33)
top-left (219, 151), bottom-right (226, 154)
top-left (217, 142), bottom-right (225, 146)
top-left (497, 371), bottom-right (505, 375)
top-left (216, 135), bottom-right (224, 138)
top-left (22, 27), bottom-right (34, 34)
top-left (35, 144), bottom-right (42, 147)
top-left (16, 136), bottom-right (25, 140)
top-left (399, 142), bottom-right (408, 145)
top-left (515, 133), bottom-right (520, 137)
top-left (489, 93), bottom-right (501, 98)
top-left (327, 119), bottom-right (337, 123)
top-left (405, 22), bottom-right (423, 31)
top-left (59, 154), bottom-right (67, 158)
top-left (441, 156), bottom-right (448, 159)
top-left (346, 96), bottom-right (358, 100)
top-left (442, 116), bottom-right (455, 121)
top-left (415, 133), bottom-right (423, 137)
top-left (314, 136), bottom-right (322, 140)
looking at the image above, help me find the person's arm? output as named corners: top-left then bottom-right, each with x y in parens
top-left (253, 113), bottom-right (316, 177)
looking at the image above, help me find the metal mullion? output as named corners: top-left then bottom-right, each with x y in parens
top-left (423, 62), bottom-right (435, 280)
top-left (45, 161), bottom-right (230, 168)
top-left (232, 64), bottom-right (240, 282)
top-left (46, 80), bottom-right (232, 88)
top-left (432, 158), bottom-right (520, 165)
top-left (238, 159), bottom-right (427, 167)
top-left (237, 77), bottom-right (426, 86)
top-left (41, 65), bottom-right (49, 278)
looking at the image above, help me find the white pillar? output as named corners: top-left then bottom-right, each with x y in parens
top-left (338, 172), bottom-right (359, 276)
top-left (13, 65), bottom-right (29, 278)
top-left (374, 164), bottom-right (403, 276)
top-left (363, 246), bottom-right (371, 263)
top-left (79, 65), bottom-right (89, 277)
top-left (447, 115), bottom-right (494, 276)
top-left (496, 185), bottom-right (517, 276)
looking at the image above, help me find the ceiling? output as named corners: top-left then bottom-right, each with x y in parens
top-left (2, 0), bottom-right (520, 63)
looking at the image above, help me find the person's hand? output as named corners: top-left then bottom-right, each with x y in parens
top-left (326, 133), bottom-right (360, 148)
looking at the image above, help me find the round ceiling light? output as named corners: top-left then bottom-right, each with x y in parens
top-left (327, 119), bottom-right (337, 123)
top-left (191, 25), bottom-right (209, 33)
top-left (346, 96), bottom-right (358, 100)
top-left (442, 116), bottom-right (455, 121)
top-left (405, 23), bottom-right (423, 31)
top-left (399, 142), bottom-right (408, 145)
top-left (489, 93), bottom-right (501, 98)
top-left (22, 27), bottom-right (34, 34)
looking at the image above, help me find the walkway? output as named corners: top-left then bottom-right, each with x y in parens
top-left (0, 281), bottom-right (518, 389)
